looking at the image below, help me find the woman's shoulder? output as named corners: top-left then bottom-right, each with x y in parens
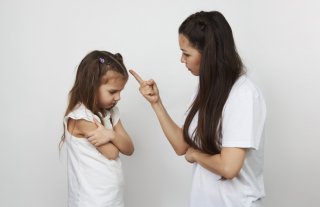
top-left (225, 75), bottom-right (266, 110)
top-left (230, 75), bottom-right (263, 98)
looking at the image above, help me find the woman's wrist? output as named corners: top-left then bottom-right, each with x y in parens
top-left (151, 98), bottom-right (162, 109)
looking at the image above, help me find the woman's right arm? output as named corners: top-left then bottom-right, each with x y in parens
top-left (129, 70), bottom-right (189, 155)
top-left (151, 100), bottom-right (189, 155)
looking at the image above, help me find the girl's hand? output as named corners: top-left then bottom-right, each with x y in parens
top-left (185, 147), bottom-right (198, 163)
top-left (129, 69), bottom-right (160, 105)
top-left (86, 119), bottom-right (115, 147)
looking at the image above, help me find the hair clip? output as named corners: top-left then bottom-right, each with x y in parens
top-left (99, 57), bottom-right (105, 64)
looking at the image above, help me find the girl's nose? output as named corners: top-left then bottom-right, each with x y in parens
top-left (114, 93), bottom-right (121, 101)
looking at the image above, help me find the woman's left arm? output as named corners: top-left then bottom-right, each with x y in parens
top-left (185, 147), bottom-right (246, 179)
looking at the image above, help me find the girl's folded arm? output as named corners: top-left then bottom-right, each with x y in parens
top-left (67, 118), bottom-right (119, 160)
top-left (112, 120), bottom-right (134, 156)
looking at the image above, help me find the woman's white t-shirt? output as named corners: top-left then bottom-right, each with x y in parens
top-left (64, 103), bottom-right (124, 207)
top-left (188, 75), bottom-right (266, 207)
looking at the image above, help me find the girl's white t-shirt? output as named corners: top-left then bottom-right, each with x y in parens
top-left (188, 75), bottom-right (267, 207)
top-left (64, 103), bottom-right (124, 207)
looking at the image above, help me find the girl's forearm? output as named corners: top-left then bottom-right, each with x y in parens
top-left (111, 134), bottom-right (134, 156)
top-left (97, 143), bottom-right (120, 160)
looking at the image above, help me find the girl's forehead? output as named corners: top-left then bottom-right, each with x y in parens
top-left (104, 70), bottom-right (123, 79)
top-left (102, 70), bottom-right (126, 81)
top-left (101, 70), bottom-right (127, 87)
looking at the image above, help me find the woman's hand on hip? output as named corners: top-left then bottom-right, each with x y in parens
top-left (185, 147), bottom-right (198, 163)
top-left (129, 69), bottom-right (160, 105)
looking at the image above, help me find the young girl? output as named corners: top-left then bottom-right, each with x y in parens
top-left (130, 11), bottom-right (266, 207)
top-left (61, 50), bottom-right (134, 207)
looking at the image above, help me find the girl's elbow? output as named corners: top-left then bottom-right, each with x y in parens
top-left (105, 153), bottom-right (119, 160)
top-left (123, 146), bottom-right (134, 156)
top-left (127, 147), bottom-right (134, 156)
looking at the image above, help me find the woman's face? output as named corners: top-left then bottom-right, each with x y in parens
top-left (178, 34), bottom-right (202, 76)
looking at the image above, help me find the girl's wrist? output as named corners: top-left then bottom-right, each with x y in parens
top-left (110, 131), bottom-right (116, 142)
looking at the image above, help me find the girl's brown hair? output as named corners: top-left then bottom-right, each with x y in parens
top-left (60, 50), bottom-right (128, 147)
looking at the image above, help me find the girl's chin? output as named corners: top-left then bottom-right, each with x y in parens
top-left (106, 103), bottom-right (116, 109)
top-left (99, 103), bottom-right (115, 110)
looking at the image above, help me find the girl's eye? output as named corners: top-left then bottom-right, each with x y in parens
top-left (183, 53), bottom-right (190, 57)
top-left (109, 91), bottom-right (116, 94)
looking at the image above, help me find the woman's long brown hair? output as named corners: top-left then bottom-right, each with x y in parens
top-left (180, 11), bottom-right (245, 155)
top-left (60, 50), bottom-right (128, 148)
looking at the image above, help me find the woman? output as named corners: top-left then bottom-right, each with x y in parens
top-left (130, 11), bottom-right (266, 207)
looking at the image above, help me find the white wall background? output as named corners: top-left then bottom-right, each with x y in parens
top-left (1, 0), bottom-right (319, 206)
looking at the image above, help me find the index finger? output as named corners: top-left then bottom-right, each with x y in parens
top-left (129, 69), bottom-right (144, 84)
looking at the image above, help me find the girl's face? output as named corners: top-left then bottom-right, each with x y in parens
top-left (98, 71), bottom-right (127, 109)
top-left (178, 34), bottom-right (202, 76)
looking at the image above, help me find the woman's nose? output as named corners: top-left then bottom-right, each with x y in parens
top-left (180, 55), bottom-right (186, 63)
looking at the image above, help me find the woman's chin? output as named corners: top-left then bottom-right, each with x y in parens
top-left (190, 70), bottom-right (199, 76)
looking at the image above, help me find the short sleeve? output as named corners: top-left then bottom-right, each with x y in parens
top-left (222, 78), bottom-right (266, 150)
top-left (110, 106), bottom-right (120, 126)
top-left (64, 104), bottom-right (100, 123)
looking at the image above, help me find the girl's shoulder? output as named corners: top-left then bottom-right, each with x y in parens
top-left (108, 106), bottom-right (120, 125)
top-left (66, 103), bottom-right (98, 122)
top-left (109, 106), bottom-right (120, 117)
